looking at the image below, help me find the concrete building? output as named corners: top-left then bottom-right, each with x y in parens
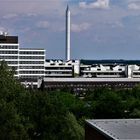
top-left (45, 60), bottom-right (80, 78)
top-left (85, 119), bottom-right (140, 140)
top-left (80, 60), bottom-right (140, 78)
top-left (38, 77), bottom-right (140, 93)
top-left (44, 59), bottom-right (140, 79)
top-left (0, 32), bottom-right (45, 87)
top-left (2, 6), bottom-right (140, 88)
top-left (0, 32), bottom-right (19, 77)
top-left (39, 60), bottom-right (140, 91)
top-left (19, 48), bottom-right (45, 86)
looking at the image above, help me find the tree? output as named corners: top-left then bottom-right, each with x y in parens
top-left (21, 90), bottom-right (85, 140)
top-left (62, 112), bottom-right (84, 140)
top-left (0, 99), bottom-right (29, 139)
top-left (91, 90), bottom-right (125, 119)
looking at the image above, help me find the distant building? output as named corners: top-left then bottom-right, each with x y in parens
top-left (80, 60), bottom-right (140, 78)
top-left (38, 60), bottom-right (140, 91)
top-left (3, 6), bottom-right (140, 89)
top-left (85, 119), bottom-right (140, 140)
top-left (0, 32), bottom-right (45, 87)
top-left (1, 32), bottom-right (140, 89)
top-left (39, 77), bottom-right (140, 93)
top-left (0, 32), bottom-right (19, 77)
top-left (19, 48), bottom-right (45, 86)
top-left (2, 30), bottom-right (140, 89)
top-left (45, 60), bottom-right (79, 78)
top-left (44, 59), bottom-right (140, 79)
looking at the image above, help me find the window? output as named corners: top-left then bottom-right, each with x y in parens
top-left (19, 51), bottom-right (44, 55)
top-left (19, 61), bottom-right (44, 64)
top-left (0, 45), bottom-right (18, 49)
top-left (19, 56), bottom-right (44, 59)
top-left (0, 51), bottom-right (18, 54)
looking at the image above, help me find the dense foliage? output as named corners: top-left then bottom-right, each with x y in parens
top-left (0, 60), bottom-right (140, 139)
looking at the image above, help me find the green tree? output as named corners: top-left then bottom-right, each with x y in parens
top-left (21, 90), bottom-right (85, 140)
top-left (62, 112), bottom-right (84, 140)
top-left (0, 99), bottom-right (28, 139)
top-left (92, 90), bottom-right (124, 119)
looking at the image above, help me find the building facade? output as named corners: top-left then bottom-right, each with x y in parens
top-left (44, 59), bottom-right (140, 79)
top-left (19, 48), bottom-right (45, 86)
top-left (41, 60), bottom-right (140, 92)
top-left (2, 33), bottom-right (140, 88)
top-left (0, 32), bottom-right (19, 77)
top-left (45, 60), bottom-right (79, 78)
top-left (0, 32), bottom-right (45, 86)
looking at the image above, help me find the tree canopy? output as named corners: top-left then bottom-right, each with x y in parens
top-left (0, 60), bottom-right (140, 139)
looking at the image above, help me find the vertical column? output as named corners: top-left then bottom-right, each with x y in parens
top-left (66, 5), bottom-right (70, 61)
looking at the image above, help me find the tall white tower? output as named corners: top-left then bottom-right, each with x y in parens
top-left (66, 5), bottom-right (70, 61)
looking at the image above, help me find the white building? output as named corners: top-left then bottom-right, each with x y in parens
top-left (0, 32), bottom-right (19, 77)
top-left (45, 60), bottom-right (79, 78)
top-left (2, 32), bottom-right (140, 89)
top-left (80, 60), bottom-right (140, 78)
top-left (19, 48), bottom-right (45, 86)
top-left (44, 59), bottom-right (140, 79)
top-left (0, 32), bottom-right (45, 87)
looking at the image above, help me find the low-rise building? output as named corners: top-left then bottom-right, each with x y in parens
top-left (45, 60), bottom-right (80, 78)
top-left (85, 119), bottom-right (140, 140)
top-left (2, 33), bottom-right (140, 88)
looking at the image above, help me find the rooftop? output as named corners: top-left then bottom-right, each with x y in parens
top-left (81, 59), bottom-right (140, 65)
top-left (20, 48), bottom-right (45, 50)
top-left (43, 78), bottom-right (140, 82)
top-left (86, 119), bottom-right (140, 140)
top-left (0, 35), bottom-right (18, 44)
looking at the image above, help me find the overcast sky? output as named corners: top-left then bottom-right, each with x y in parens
top-left (1, 0), bottom-right (140, 60)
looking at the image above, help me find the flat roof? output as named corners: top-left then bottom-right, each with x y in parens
top-left (0, 35), bottom-right (18, 44)
top-left (43, 78), bottom-right (140, 82)
top-left (86, 119), bottom-right (140, 140)
top-left (20, 48), bottom-right (45, 50)
top-left (81, 59), bottom-right (140, 65)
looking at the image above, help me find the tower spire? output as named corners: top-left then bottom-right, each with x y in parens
top-left (66, 4), bottom-right (69, 11)
top-left (66, 5), bottom-right (70, 61)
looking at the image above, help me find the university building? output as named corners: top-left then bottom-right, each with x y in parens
top-left (0, 32), bottom-right (45, 86)
top-left (0, 32), bottom-right (19, 77)
top-left (1, 6), bottom-right (140, 89)
top-left (1, 32), bottom-right (140, 89)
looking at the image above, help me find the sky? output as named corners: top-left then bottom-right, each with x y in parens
top-left (1, 0), bottom-right (140, 60)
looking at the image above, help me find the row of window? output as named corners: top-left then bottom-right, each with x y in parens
top-left (19, 66), bottom-right (44, 69)
top-left (19, 56), bottom-right (44, 59)
top-left (19, 51), bottom-right (44, 55)
top-left (45, 67), bottom-right (72, 70)
top-left (19, 71), bottom-right (44, 74)
top-left (83, 68), bottom-right (123, 71)
top-left (83, 72), bottom-right (125, 76)
top-left (0, 46), bottom-right (18, 49)
top-left (19, 61), bottom-right (44, 64)
top-left (20, 76), bottom-right (39, 79)
top-left (50, 63), bottom-right (72, 66)
top-left (0, 51), bottom-right (18, 54)
top-left (0, 56), bottom-right (18, 59)
top-left (133, 73), bottom-right (140, 75)
top-left (46, 72), bottom-right (72, 74)
top-left (6, 61), bottom-right (18, 64)
top-left (10, 66), bottom-right (18, 70)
